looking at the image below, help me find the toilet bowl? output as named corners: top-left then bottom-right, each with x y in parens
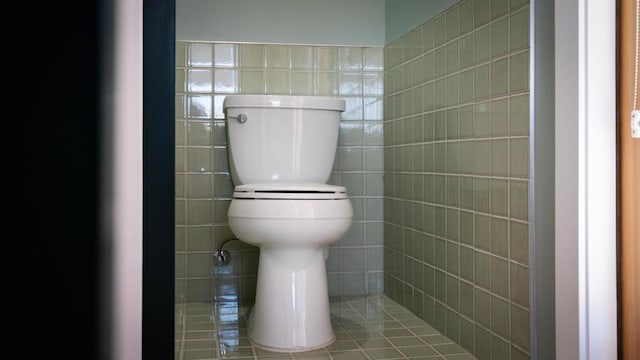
top-left (228, 184), bottom-right (352, 351)
top-left (223, 95), bottom-right (351, 352)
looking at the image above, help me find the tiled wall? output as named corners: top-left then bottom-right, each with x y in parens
top-left (382, 0), bottom-right (531, 359)
top-left (175, 41), bottom-right (385, 304)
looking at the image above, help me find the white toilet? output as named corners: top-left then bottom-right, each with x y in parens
top-left (223, 95), bottom-right (353, 352)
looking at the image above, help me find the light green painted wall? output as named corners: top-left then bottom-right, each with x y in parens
top-left (176, 0), bottom-right (385, 46)
top-left (385, 0), bottom-right (460, 44)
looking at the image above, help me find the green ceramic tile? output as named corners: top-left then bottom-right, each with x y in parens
top-left (176, 41), bottom-right (187, 67)
top-left (510, 138), bottom-right (530, 178)
top-left (491, 140), bottom-right (509, 177)
top-left (460, 34), bottom-right (474, 70)
top-left (491, 256), bottom-right (509, 298)
top-left (510, 50), bottom-right (529, 93)
top-left (176, 95), bottom-right (186, 118)
top-left (447, 270), bottom-right (460, 311)
top-left (317, 71), bottom-right (338, 96)
top-left (186, 174), bottom-right (212, 198)
top-left (434, 78), bottom-right (446, 109)
top-left (424, 143), bottom-right (434, 173)
top-left (447, 175), bottom-right (460, 208)
top-left (510, 180), bottom-right (529, 221)
top-left (459, 142), bottom-right (474, 175)
top-left (446, 5), bottom-right (460, 41)
top-left (510, 94), bottom-right (530, 136)
top-left (187, 121), bottom-right (212, 146)
top-left (317, 47), bottom-right (338, 70)
top-left (364, 47), bottom-right (384, 70)
top-left (474, 177), bottom-right (490, 213)
top-left (423, 83), bottom-right (434, 112)
top-left (511, 305), bottom-right (531, 351)
top-left (186, 147), bottom-right (211, 172)
top-left (435, 175), bottom-right (446, 206)
top-left (459, 280), bottom-right (475, 318)
top-left (491, 17), bottom-right (509, 58)
top-left (413, 116), bottom-right (424, 143)
top-left (494, 0), bottom-right (511, 19)
top-left (446, 309), bottom-right (461, 342)
top-left (446, 74), bottom-right (459, 107)
top-left (423, 52), bottom-right (434, 83)
top-left (512, 345), bottom-right (531, 360)
top-left (404, 27), bottom-right (423, 61)
top-left (474, 214), bottom-right (491, 251)
top-left (475, 0), bottom-right (491, 26)
top-left (511, 0), bottom-right (530, 10)
top-left (510, 7), bottom-right (530, 51)
top-left (474, 288), bottom-right (491, 327)
top-left (460, 176), bottom-right (474, 209)
top-left (175, 174), bottom-right (185, 198)
top-left (175, 121), bottom-right (186, 146)
top-left (291, 71), bottom-right (314, 95)
top-left (424, 264), bottom-right (435, 296)
top-left (474, 26), bottom-right (491, 64)
top-left (491, 58), bottom-right (509, 97)
top-left (240, 70), bottom-right (265, 94)
top-left (510, 220), bottom-right (529, 265)
top-left (399, 345), bottom-right (438, 358)
top-left (474, 101), bottom-right (491, 137)
top-left (435, 111), bottom-right (447, 140)
top-left (474, 325), bottom-right (491, 360)
top-left (474, 64), bottom-right (491, 100)
top-left (491, 177), bottom-right (509, 216)
top-left (447, 242), bottom-right (460, 275)
top-left (474, 140), bottom-right (491, 175)
top-left (491, 334), bottom-right (510, 360)
top-left (460, 0), bottom-right (475, 35)
top-left (434, 47), bottom-right (447, 79)
top-left (460, 211), bottom-right (474, 246)
top-left (491, 217), bottom-right (509, 257)
top-left (187, 200), bottom-right (211, 225)
top-left (434, 14), bottom-right (447, 47)
top-left (175, 200), bottom-right (185, 225)
top-left (435, 237), bottom-right (447, 269)
top-left (511, 262), bottom-right (530, 307)
top-left (447, 41), bottom-right (459, 74)
top-left (423, 22), bottom-right (434, 52)
top-left (492, 98), bottom-right (509, 137)
top-left (460, 69), bottom-right (475, 105)
top-left (403, 62), bottom-right (414, 90)
top-left (447, 141), bottom-right (459, 173)
top-left (435, 269), bottom-right (447, 303)
top-left (291, 46), bottom-right (314, 70)
top-left (240, 44), bottom-right (264, 68)
top-left (447, 208), bottom-right (460, 240)
top-left (428, 142), bottom-right (442, 173)
top-left (434, 302), bottom-right (447, 334)
top-left (331, 350), bottom-right (368, 360)
top-left (176, 69), bottom-right (186, 93)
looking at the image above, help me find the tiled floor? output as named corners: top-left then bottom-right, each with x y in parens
top-left (175, 294), bottom-right (477, 360)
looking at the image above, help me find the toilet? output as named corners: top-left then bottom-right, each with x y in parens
top-left (223, 95), bottom-right (353, 352)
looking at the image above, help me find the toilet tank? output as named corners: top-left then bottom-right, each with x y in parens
top-left (223, 95), bottom-right (345, 185)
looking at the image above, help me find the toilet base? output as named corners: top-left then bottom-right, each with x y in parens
top-left (246, 247), bottom-right (335, 352)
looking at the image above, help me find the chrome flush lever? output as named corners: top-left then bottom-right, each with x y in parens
top-left (228, 113), bottom-right (248, 123)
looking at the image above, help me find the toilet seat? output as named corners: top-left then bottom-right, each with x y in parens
top-left (232, 183), bottom-right (347, 200)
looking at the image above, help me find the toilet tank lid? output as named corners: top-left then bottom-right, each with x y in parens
top-left (233, 184), bottom-right (348, 200)
top-left (235, 183), bottom-right (346, 193)
top-left (223, 95), bottom-right (345, 111)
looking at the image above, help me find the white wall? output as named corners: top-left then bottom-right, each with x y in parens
top-left (176, 0), bottom-right (385, 46)
top-left (111, 0), bottom-right (143, 359)
top-left (555, 0), bottom-right (617, 359)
